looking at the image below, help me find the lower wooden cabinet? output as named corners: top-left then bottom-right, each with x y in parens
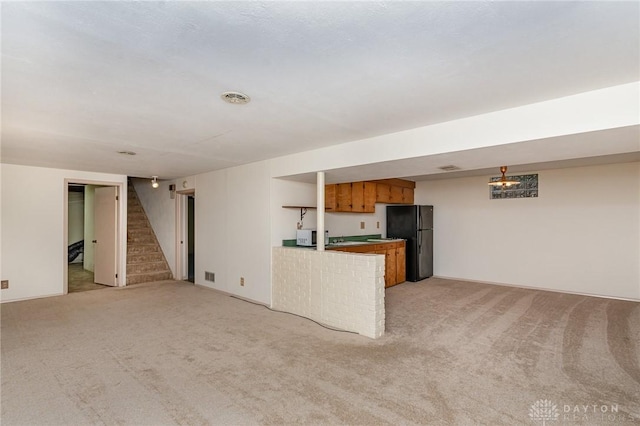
top-left (395, 243), bottom-right (406, 283)
top-left (329, 240), bottom-right (406, 288)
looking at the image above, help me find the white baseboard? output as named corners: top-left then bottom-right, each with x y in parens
top-left (432, 275), bottom-right (640, 303)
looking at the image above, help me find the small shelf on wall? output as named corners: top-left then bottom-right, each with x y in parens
top-left (282, 205), bottom-right (317, 221)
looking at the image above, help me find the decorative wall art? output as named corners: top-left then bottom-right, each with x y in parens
top-left (490, 173), bottom-right (538, 199)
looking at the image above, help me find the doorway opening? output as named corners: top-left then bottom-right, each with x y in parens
top-left (176, 190), bottom-right (195, 283)
top-left (187, 194), bottom-right (195, 283)
top-left (66, 182), bottom-right (121, 293)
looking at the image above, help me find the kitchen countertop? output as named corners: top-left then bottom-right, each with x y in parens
top-left (289, 238), bottom-right (405, 250)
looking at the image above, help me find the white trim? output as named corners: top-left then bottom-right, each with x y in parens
top-left (432, 275), bottom-right (640, 303)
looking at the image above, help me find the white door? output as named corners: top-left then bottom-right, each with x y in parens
top-left (94, 186), bottom-right (118, 286)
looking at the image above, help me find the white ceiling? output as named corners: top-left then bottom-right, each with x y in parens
top-left (1, 1), bottom-right (639, 180)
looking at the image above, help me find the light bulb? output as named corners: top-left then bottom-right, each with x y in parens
top-left (151, 176), bottom-right (159, 188)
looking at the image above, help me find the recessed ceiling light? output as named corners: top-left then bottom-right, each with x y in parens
top-left (438, 165), bottom-right (461, 171)
top-left (221, 91), bottom-right (250, 105)
top-left (117, 150), bottom-right (136, 156)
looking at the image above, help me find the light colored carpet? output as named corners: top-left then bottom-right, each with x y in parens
top-left (1, 278), bottom-right (638, 425)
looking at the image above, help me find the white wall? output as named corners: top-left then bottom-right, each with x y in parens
top-left (326, 209), bottom-right (386, 238)
top-left (196, 161), bottom-right (272, 304)
top-left (133, 178), bottom-right (177, 277)
top-left (67, 191), bottom-right (84, 263)
top-left (414, 162), bottom-right (640, 300)
top-left (0, 164), bottom-right (128, 302)
top-left (269, 178), bottom-right (386, 244)
top-left (270, 179), bottom-right (318, 245)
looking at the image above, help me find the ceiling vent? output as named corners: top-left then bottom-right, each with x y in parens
top-left (438, 165), bottom-right (461, 172)
top-left (221, 91), bottom-right (251, 105)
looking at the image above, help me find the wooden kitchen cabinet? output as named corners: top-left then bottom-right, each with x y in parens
top-left (327, 179), bottom-right (415, 211)
top-left (328, 240), bottom-right (406, 288)
top-left (375, 183), bottom-right (390, 203)
top-left (389, 185), bottom-right (404, 203)
top-left (336, 183), bottom-right (352, 211)
top-left (372, 179), bottom-right (415, 205)
top-left (395, 243), bottom-right (406, 283)
top-left (385, 247), bottom-right (397, 288)
top-left (351, 181), bottom-right (376, 213)
top-left (325, 181), bottom-right (376, 213)
top-left (325, 184), bottom-right (337, 211)
top-left (402, 187), bottom-right (414, 204)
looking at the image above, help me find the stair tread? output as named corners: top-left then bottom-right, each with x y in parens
top-left (127, 271), bottom-right (171, 277)
top-left (126, 184), bottom-right (172, 285)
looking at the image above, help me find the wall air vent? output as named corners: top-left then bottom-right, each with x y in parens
top-left (205, 271), bottom-right (215, 282)
top-left (438, 165), bottom-right (461, 171)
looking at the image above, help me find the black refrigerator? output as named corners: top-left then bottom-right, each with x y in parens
top-left (386, 205), bottom-right (433, 281)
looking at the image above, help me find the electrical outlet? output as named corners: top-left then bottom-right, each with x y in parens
top-left (240, 277), bottom-right (245, 286)
top-left (1, 280), bottom-right (8, 290)
top-left (377, 221), bottom-right (380, 229)
top-left (360, 221), bottom-right (365, 229)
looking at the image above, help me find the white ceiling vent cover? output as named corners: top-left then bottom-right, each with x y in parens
top-left (221, 91), bottom-right (251, 105)
top-left (439, 165), bottom-right (462, 171)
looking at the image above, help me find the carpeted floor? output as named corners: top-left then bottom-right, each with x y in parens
top-left (1, 279), bottom-right (638, 425)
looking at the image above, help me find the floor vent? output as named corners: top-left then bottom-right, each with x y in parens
top-left (205, 271), bottom-right (215, 282)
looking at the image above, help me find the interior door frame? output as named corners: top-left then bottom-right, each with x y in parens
top-left (175, 189), bottom-right (195, 281)
top-left (63, 179), bottom-right (127, 294)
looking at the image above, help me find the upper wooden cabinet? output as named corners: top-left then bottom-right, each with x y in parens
top-left (375, 183), bottom-right (390, 203)
top-left (371, 179), bottom-right (415, 205)
top-left (352, 181), bottom-right (376, 213)
top-left (326, 179), bottom-right (414, 212)
top-left (336, 183), bottom-right (352, 211)
top-left (325, 184), bottom-right (337, 211)
top-left (402, 187), bottom-right (414, 204)
top-left (325, 182), bottom-right (375, 212)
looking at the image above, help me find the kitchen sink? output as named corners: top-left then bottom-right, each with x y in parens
top-left (328, 241), bottom-right (365, 246)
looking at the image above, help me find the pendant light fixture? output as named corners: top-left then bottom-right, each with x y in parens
top-left (151, 176), bottom-right (159, 188)
top-left (488, 166), bottom-right (520, 188)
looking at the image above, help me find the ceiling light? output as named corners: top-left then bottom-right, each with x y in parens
top-left (488, 166), bottom-right (520, 188)
top-left (117, 150), bottom-right (136, 156)
top-left (151, 176), bottom-right (159, 188)
top-left (221, 91), bottom-right (250, 104)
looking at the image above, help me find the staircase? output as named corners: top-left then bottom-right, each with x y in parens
top-left (127, 182), bottom-right (173, 285)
